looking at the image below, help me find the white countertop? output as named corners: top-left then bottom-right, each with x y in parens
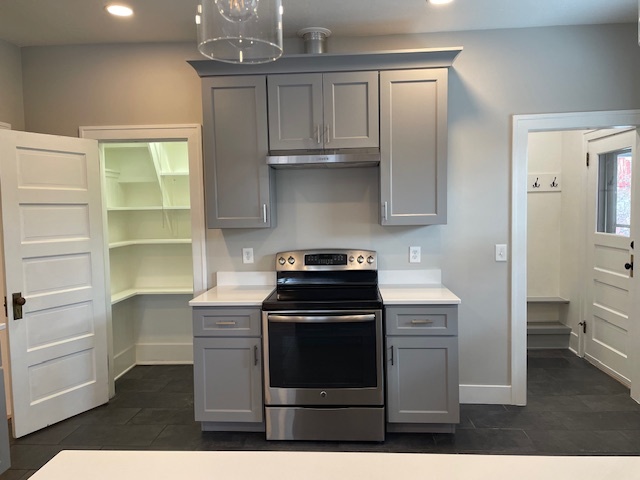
top-left (189, 285), bottom-right (275, 307)
top-left (189, 284), bottom-right (459, 307)
top-left (31, 450), bottom-right (640, 480)
top-left (190, 270), bottom-right (459, 307)
top-left (379, 284), bottom-right (461, 305)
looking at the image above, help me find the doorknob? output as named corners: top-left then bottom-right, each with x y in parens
top-left (625, 255), bottom-right (634, 278)
top-left (12, 292), bottom-right (26, 320)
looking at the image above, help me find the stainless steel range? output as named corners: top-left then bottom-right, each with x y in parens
top-left (261, 249), bottom-right (384, 442)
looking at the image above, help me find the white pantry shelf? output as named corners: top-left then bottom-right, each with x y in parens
top-left (111, 287), bottom-right (194, 305)
top-left (109, 239), bottom-right (192, 249)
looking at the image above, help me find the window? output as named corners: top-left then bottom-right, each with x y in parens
top-left (597, 148), bottom-right (632, 236)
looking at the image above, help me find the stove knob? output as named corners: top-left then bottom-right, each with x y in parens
top-left (349, 256), bottom-right (355, 263)
top-left (367, 255), bottom-right (375, 264)
top-left (357, 255), bottom-right (364, 264)
top-left (278, 257), bottom-right (286, 265)
top-left (288, 256), bottom-right (295, 265)
top-left (320, 391), bottom-right (327, 398)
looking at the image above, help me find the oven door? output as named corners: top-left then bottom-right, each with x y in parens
top-left (263, 310), bottom-right (383, 406)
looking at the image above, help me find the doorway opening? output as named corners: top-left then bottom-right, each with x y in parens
top-left (80, 125), bottom-right (207, 398)
top-left (511, 110), bottom-right (640, 406)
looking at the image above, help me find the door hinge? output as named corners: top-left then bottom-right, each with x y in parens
top-left (3, 296), bottom-right (6, 319)
top-left (578, 321), bottom-right (587, 334)
top-left (586, 152), bottom-right (590, 167)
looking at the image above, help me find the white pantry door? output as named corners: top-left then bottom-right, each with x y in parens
top-left (0, 130), bottom-right (109, 438)
top-left (584, 130), bottom-right (636, 384)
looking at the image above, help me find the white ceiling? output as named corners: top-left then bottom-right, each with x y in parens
top-left (0, 0), bottom-right (636, 48)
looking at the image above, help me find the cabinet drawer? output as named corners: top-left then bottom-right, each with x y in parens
top-left (385, 306), bottom-right (457, 336)
top-left (193, 308), bottom-right (261, 337)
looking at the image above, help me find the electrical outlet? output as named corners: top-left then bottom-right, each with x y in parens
top-left (409, 246), bottom-right (421, 263)
top-left (495, 244), bottom-right (507, 262)
top-left (242, 248), bottom-right (254, 264)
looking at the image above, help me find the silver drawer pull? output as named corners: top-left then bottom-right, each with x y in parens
top-left (411, 319), bottom-right (434, 325)
top-left (215, 321), bottom-right (237, 326)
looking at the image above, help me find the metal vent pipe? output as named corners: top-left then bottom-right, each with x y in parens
top-left (297, 27), bottom-right (332, 54)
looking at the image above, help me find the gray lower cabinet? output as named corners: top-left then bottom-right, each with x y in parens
top-left (385, 306), bottom-right (459, 431)
top-left (201, 75), bottom-right (275, 228)
top-left (380, 69), bottom-right (448, 226)
top-left (192, 307), bottom-right (264, 430)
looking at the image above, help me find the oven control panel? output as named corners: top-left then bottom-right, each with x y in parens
top-left (275, 249), bottom-right (377, 271)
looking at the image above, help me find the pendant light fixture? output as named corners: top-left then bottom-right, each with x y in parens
top-left (196, 0), bottom-right (283, 64)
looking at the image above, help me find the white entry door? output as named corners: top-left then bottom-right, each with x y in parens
top-left (0, 130), bottom-right (109, 438)
top-left (584, 129), bottom-right (636, 385)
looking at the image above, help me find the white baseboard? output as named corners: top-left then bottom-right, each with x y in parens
top-left (113, 346), bottom-right (136, 379)
top-left (460, 384), bottom-right (513, 404)
top-left (584, 353), bottom-right (630, 388)
top-left (135, 343), bottom-right (194, 364)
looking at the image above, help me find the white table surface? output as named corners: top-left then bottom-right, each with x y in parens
top-left (30, 450), bottom-right (640, 480)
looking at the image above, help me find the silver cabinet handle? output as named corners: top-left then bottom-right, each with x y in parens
top-left (254, 345), bottom-right (259, 366)
top-left (390, 345), bottom-right (394, 366)
top-left (316, 125), bottom-right (321, 144)
top-left (215, 321), bottom-right (237, 326)
top-left (262, 204), bottom-right (267, 223)
top-left (325, 124), bottom-right (330, 144)
top-left (383, 201), bottom-right (388, 221)
top-left (411, 319), bottom-right (434, 325)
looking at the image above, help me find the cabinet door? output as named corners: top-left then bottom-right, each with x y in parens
top-left (386, 335), bottom-right (459, 424)
top-left (202, 76), bottom-right (275, 228)
top-left (193, 337), bottom-right (263, 423)
top-left (323, 71), bottom-right (379, 150)
top-left (267, 74), bottom-right (323, 151)
top-left (380, 69), bottom-right (448, 226)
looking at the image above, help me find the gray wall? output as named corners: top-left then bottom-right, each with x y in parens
top-left (15, 23), bottom-right (640, 393)
top-left (21, 43), bottom-right (202, 136)
top-left (0, 39), bottom-right (24, 129)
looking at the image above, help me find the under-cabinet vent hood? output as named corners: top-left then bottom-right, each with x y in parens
top-left (267, 150), bottom-right (380, 169)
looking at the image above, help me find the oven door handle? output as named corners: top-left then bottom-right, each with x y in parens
top-left (267, 314), bottom-right (376, 323)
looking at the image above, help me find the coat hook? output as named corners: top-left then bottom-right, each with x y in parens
top-left (550, 177), bottom-right (558, 188)
top-left (532, 177), bottom-right (540, 188)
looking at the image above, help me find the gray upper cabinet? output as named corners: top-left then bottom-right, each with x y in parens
top-left (202, 75), bottom-right (275, 228)
top-left (268, 72), bottom-right (379, 151)
top-left (380, 69), bottom-right (448, 226)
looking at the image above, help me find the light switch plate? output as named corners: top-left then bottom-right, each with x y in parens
top-left (409, 246), bottom-right (421, 263)
top-left (242, 248), bottom-right (254, 264)
top-left (495, 244), bottom-right (507, 262)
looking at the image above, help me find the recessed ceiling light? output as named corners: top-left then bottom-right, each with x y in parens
top-left (428, 0), bottom-right (453, 4)
top-left (106, 4), bottom-right (133, 17)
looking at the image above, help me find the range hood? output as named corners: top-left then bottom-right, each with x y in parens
top-left (267, 149), bottom-right (380, 169)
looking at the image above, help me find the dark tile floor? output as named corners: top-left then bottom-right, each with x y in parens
top-left (3, 349), bottom-right (640, 479)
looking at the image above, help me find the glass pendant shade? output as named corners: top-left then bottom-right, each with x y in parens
top-left (196, 0), bottom-right (283, 64)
